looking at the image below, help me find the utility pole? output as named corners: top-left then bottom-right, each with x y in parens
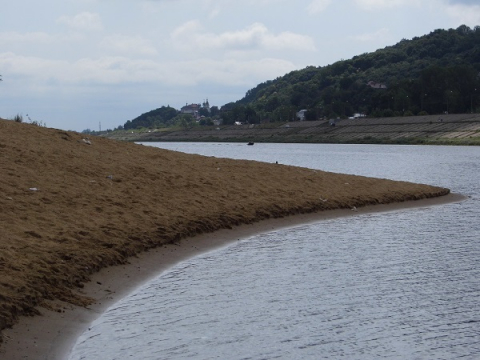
top-left (99, 122), bottom-right (102, 132)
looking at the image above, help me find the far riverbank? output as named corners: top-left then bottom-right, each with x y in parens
top-left (103, 113), bottom-right (480, 145)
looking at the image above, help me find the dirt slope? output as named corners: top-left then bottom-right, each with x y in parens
top-left (0, 119), bottom-right (449, 345)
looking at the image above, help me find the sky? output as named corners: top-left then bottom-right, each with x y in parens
top-left (1, 0), bottom-right (480, 131)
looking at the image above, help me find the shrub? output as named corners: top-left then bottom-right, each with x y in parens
top-left (30, 120), bottom-right (46, 127)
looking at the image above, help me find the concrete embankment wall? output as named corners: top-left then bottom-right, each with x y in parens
top-left (107, 114), bottom-right (480, 145)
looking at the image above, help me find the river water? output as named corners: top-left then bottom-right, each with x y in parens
top-left (69, 143), bottom-right (480, 360)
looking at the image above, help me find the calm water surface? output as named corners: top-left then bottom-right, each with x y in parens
top-left (70, 144), bottom-right (480, 360)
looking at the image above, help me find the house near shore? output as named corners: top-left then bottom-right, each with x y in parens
top-left (181, 99), bottom-right (211, 120)
top-left (181, 103), bottom-right (201, 117)
top-left (296, 109), bottom-right (308, 121)
top-left (349, 113), bottom-right (367, 119)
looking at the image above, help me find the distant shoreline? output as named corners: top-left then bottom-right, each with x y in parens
top-left (102, 113), bottom-right (480, 145)
top-left (1, 193), bottom-right (465, 360)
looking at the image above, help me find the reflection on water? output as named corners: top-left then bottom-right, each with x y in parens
top-left (70, 144), bottom-right (480, 360)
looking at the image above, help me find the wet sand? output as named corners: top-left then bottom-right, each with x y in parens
top-left (1, 193), bottom-right (465, 360)
top-left (0, 119), bottom-right (454, 359)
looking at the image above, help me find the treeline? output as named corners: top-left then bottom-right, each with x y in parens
top-left (121, 105), bottom-right (221, 130)
top-left (221, 25), bottom-right (480, 123)
top-left (123, 106), bottom-right (178, 130)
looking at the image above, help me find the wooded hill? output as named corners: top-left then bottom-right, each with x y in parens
top-left (116, 25), bottom-right (480, 131)
top-left (221, 25), bottom-right (480, 124)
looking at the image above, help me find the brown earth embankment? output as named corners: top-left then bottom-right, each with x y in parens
top-left (0, 119), bottom-right (450, 349)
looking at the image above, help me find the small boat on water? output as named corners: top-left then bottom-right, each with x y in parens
top-left (247, 142), bottom-right (254, 146)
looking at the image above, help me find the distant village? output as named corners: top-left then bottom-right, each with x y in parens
top-left (87, 78), bottom-right (385, 133)
top-left (181, 79), bottom-right (384, 126)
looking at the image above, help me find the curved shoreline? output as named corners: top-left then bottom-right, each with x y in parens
top-left (0, 193), bottom-right (465, 360)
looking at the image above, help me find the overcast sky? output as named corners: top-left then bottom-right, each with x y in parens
top-left (1, 0), bottom-right (479, 131)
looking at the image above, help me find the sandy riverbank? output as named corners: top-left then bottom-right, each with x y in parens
top-left (0, 193), bottom-right (464, 360)
top-left (0, 119), bottom-right (452, 358)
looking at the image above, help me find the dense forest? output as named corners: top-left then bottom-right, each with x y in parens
top-left (123, 106), bottom-right (178, 130)
top-left (122, 104), bottom-right (221, 130)
top-left (221, 25), bottom-right (480, 124)
top-left (122, 25), bottom-right (480, 130)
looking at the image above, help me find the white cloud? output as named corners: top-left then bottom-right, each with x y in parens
top-left (0, 31), bottom-right (84, 47)
top-left (0, 32), bottom-right (53, 44)
top-left (444, 4), bottom-right (480, 26)
top-left (0, 51), bottom-right (296, 88)
top-left (173, 58), bottom-right (297, 86)
top-left (57, 12), bottom-right (103, 32)
top-left (349, 27), bottom-right (392, 42)
top-left (0, 52), bottom-right (72, 82)
top-left (208, 7), bottom-right (221, 19)
top-left (99, 35), bottom-right (158, 56)
top-left (307, 0), bottom-right (332, 14)
top-left (447, 0), bottom-right (479, 5)
top-left (171, 21), bottom-right (316, 53)
top-left (353, 0), bottom-right (416, 10)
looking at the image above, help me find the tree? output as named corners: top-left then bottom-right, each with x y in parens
top-left (198, 107), bottom-right (210, 117)
top-left (199, 118), bottom-right (214, 126)
top-left (265, 96), bottom-right (280, 112)
top-left (210, 106), bottom-right (220, 117)
top-left (124, 106), bottom-right (178, 129)
top-left (244, 106), bottom-right (259, 124)
top-left (305, 109), bottom-right (317, 121)
top-left (176, 114), bottom-right (195, 130)
top-left (272, 105), bottom-right (296, 122)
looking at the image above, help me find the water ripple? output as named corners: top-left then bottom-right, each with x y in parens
top-left (70, 145), bottom-right (480, 360)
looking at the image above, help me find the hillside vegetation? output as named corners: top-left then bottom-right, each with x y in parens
top-left (221, 25), bottom-right (480, 124)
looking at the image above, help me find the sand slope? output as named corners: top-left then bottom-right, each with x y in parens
top-left (0, 119), bottom-right (449, 345)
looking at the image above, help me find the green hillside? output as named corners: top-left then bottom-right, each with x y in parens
top-left (222, 25), bottom-right (480, 124)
